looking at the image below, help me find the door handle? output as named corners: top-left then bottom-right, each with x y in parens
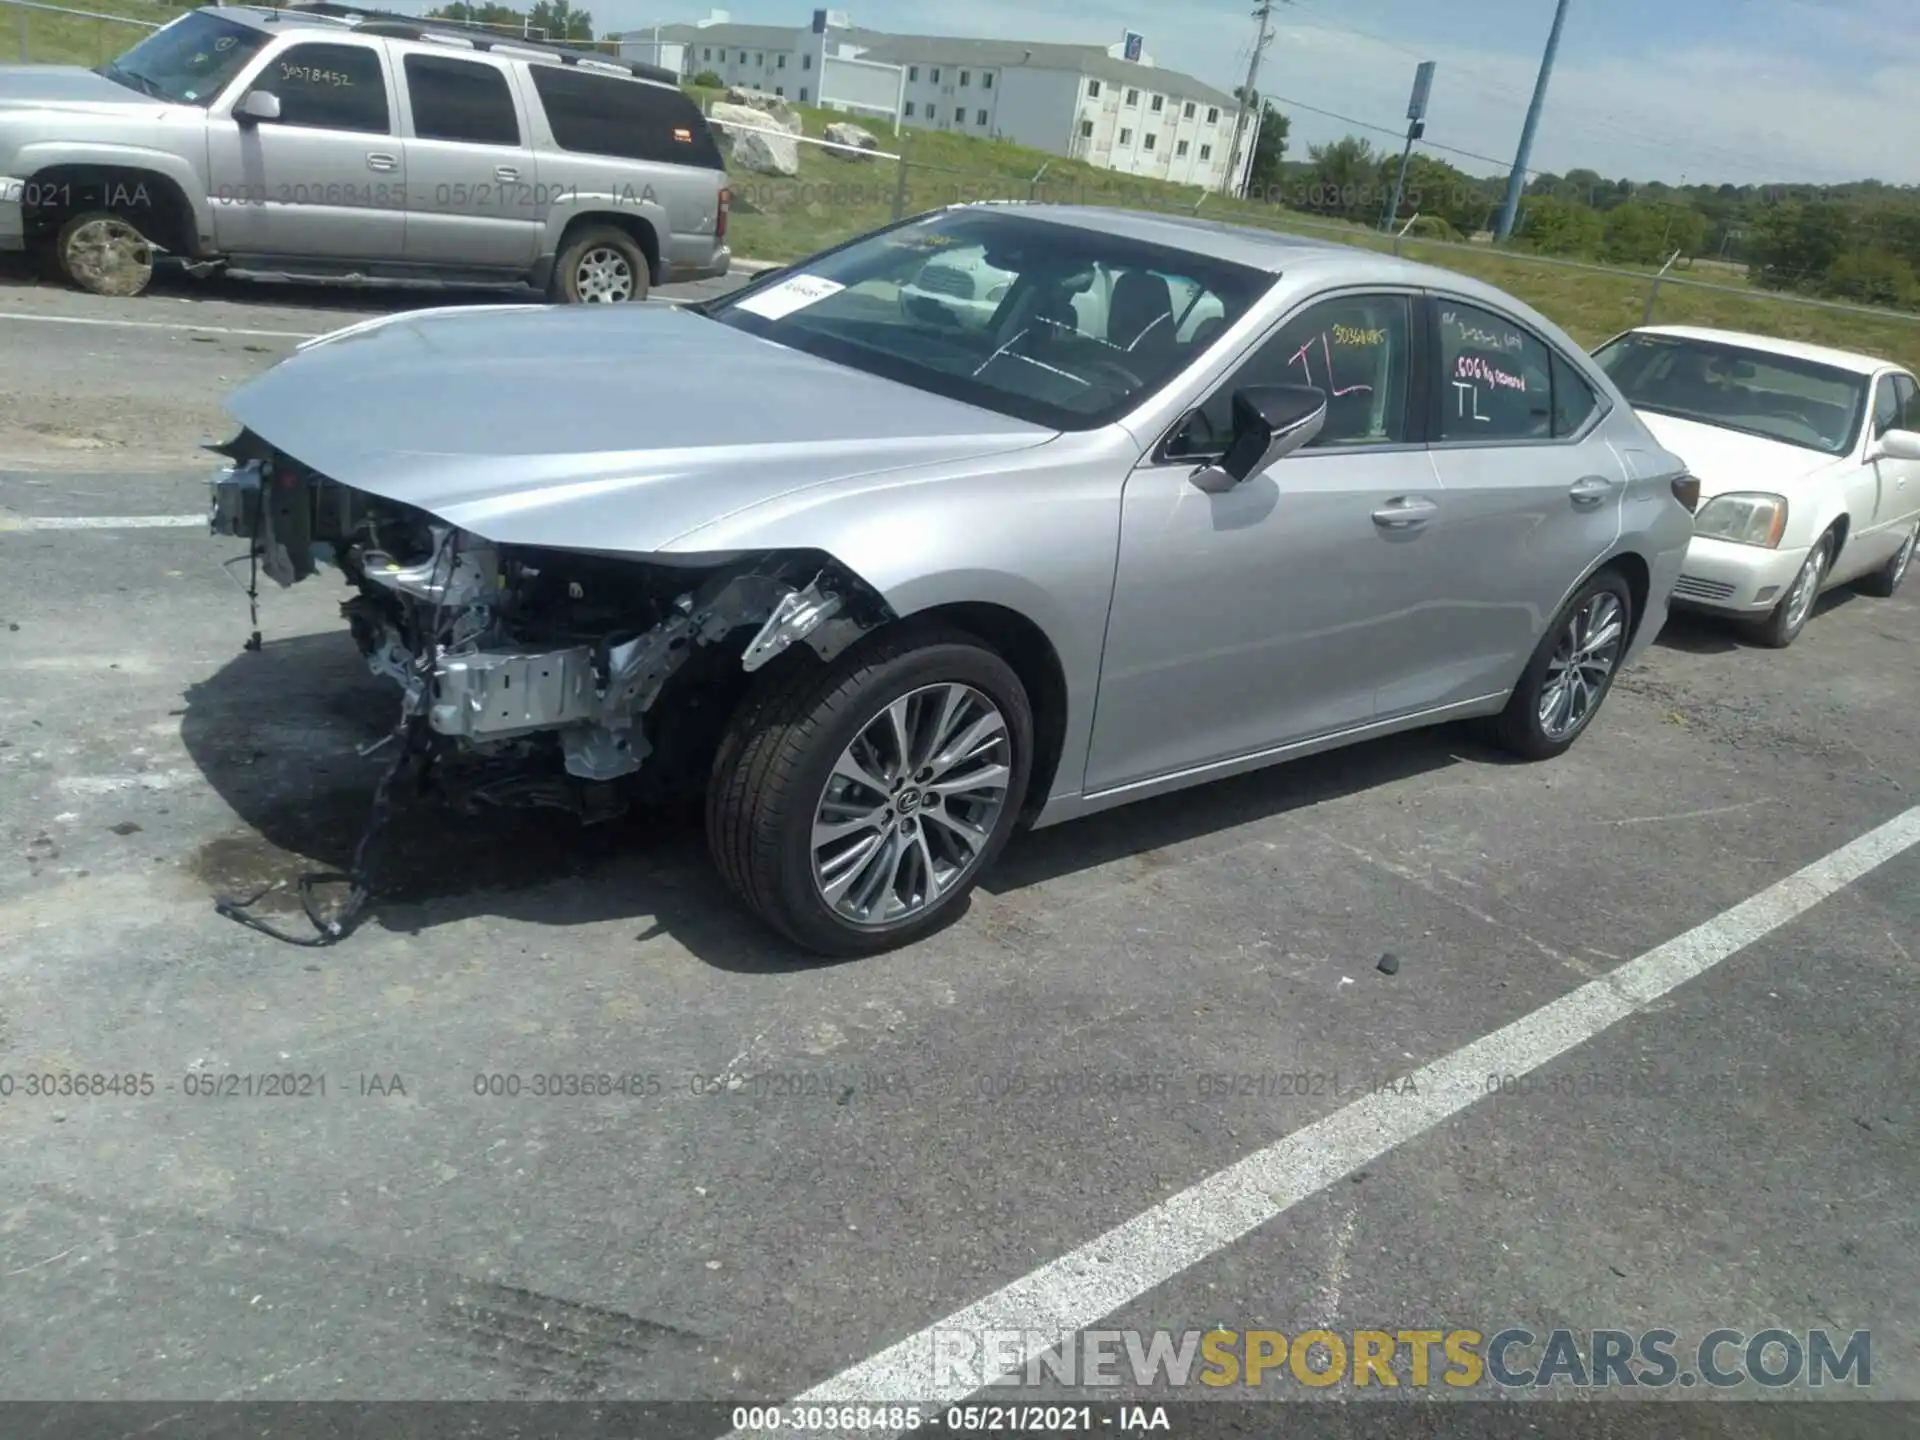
top-left (1569, 475), bottom-right (1616, 507)
top-left (494, 165), bottom-right (521, 181)
top-left (366, 152), bottom-right (398, 171)
top-left (1372, 495), bottom-right (1438, 529)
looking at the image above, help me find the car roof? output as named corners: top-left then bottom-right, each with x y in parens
top-left (1629, 324), bottom-right (1902, 378)
top-left (198, 3), bottom-right (681, 84)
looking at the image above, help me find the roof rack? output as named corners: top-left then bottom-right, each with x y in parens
top-left (278, 2), bottom-right (679, 83)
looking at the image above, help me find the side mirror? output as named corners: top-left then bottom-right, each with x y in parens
top-left (1872, 427), bottom-right (1920, 463)
top-left (235, 89), bottom-right (281, 125)
top-left (1190, 384), bottom-right (1328, 493)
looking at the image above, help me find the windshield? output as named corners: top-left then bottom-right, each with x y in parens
top-left (704, 209), bottom-right (1276, 430)
top-left (96, 11), bottom-right (269, 108)
top-left (1593, 332), bottom-right (1867, 456)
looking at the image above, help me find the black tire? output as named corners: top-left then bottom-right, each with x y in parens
top-left (706, 625), bottom-right (1034, 957)
top-left (549, 224), bottom-right (650, 303)
top-left (1488, 567), bottom-right (1634, 761)
top-left (1856, 520), bottom-right (1917, 599)
top-left (1748, 530), bottom-right (1832, 648)
top-left (54, 210), bottom-right (155, 297)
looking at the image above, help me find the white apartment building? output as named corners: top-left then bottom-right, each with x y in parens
top-left (617, 10), bottom-right (1257, 193)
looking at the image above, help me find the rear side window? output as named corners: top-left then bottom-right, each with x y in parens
top-left (1436, 301), bottom-right (1552, 442)
top-left (528, 67), bottom-right (725, 169)
top-left (405, 55), bottom-right (519, 146)
top-left (268, 42), bottom-right (389, 133)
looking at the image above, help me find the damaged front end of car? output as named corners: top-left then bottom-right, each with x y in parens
top-left (207, 429), bottom-right (896, 826)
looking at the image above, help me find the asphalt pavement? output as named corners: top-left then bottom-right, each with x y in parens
top-left (0, 258), bottom-right (1916, 1435)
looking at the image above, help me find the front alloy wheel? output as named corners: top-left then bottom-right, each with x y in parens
top-left (1859, 521), bottom-right (1916, 598)
top-left (708, 626), bottom-right (1034, 956)
top-left (812, 683), bottom-right (1013, 928)
top-left (1752, 534), bottom-right (1830, 648)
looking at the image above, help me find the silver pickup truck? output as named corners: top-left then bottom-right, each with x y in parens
top-left (0, 1), bottom-right (731, 299)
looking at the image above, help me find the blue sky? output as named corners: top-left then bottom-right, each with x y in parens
top-left (588, 0), bottom-right (1920, 185)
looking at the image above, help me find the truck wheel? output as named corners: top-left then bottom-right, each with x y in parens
top-left (707, 625), bottom-right (1033, 957)
top-left (550, 225), bottom-right (650, 303)
top-left (55, 211), bottom-right (156, 297)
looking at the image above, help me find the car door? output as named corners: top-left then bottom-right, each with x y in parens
top-left (1083, 288), bottom-right (1445, 795)
top-left (206, 36), bottom-right (406, 260)
top-left (396, 51), bottom-right (542, 269)
top-left (1416, 296), bottom-right (1623, 714)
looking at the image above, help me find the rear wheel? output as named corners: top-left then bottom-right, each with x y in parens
top-left (55, 210), bottom-right (155, 297)
top-left (550, 225), bottom-right (650, 303)
top-left (1749, 531), bottom-right (1831, 648)
top-left (1857, 520), bottom-right (1916, 598)
top-left (707, 626), bottom-right (1033, 957)
top-left (1488, 569), bottom-right (1633, 761)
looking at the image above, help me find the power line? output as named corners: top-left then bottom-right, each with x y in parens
top-left (1262, 92), bottom-right (1542, 178)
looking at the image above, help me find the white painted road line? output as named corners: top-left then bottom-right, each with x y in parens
top-left (0, 514), bottom-right (206, 531)
top-left (0, 311), bottom-right (321, 340)
top-left (731, 803), bottom-right (1920, 1432)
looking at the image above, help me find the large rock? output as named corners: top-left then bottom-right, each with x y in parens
top-left (823, 120), bottom-right (879, 159)
top-left (709, 102), bottom-right (800, 176)
top-left (723, 85), bottom-right (801, 132)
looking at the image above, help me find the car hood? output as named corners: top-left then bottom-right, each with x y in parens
top-left (0, 64), bottom-right (153, 112)
top-left (224, 302), bottom-right (1056, 554)
top-left (1634, 410), bottom-right (1845, 498)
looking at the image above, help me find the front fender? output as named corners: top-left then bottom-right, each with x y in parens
top-left (16, 140), bottom-right (211, 249)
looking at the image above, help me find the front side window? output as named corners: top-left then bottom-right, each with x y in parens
top-left (1167, 293), bottom-right (1414, 459)
top-left (1895, 373), bottom-right (1920, 431)
top-left (1436, 301), bottom-right (1552, 442)
top-left (263, 42), bottom-right (389, 133)
top-left (404, 54), bottom-right (518, 146)
top-left (705, 209), bottom-right (1274, 431)
top-left (99, 10), bottom-right (269, 106)
top-left (1593, 331), bottom-right (1868, 456)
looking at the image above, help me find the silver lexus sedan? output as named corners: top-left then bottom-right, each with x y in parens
top-left (208, 204), bottom-right (1696, 955)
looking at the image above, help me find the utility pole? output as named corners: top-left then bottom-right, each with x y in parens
top-left (1494, 0), bottom-right (1571, 242)
top-left (1381, 60), bottom-right (1435, 232)
top-left (1220, 0), bottom-right (1278, 198)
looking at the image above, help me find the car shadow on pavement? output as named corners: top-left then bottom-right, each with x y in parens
top-left (1656, 588), bottom-right (1867, 654)
top-left (179, 632), bottom-right (1507, 970)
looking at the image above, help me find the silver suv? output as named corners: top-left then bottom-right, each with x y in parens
top-left (0, 2), bottom-right (732, 300)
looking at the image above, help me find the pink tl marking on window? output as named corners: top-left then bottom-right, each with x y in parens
top-left (1322, 333), bottom-right (1374, 397)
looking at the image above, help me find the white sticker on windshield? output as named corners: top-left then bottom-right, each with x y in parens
top-left (733, 274), bottom-right (845, 320)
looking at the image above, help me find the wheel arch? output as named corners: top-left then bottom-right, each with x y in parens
top-left (549, 208), bottom-right (663, 287)
top-left (18, 156), bottom-right (204, 256)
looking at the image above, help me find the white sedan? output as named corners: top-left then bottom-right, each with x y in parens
top-left (1594, 325), bottom-right (1920, 646)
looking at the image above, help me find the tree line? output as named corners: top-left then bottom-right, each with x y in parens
top-left (1259, 126), bottom-right (1920, 312)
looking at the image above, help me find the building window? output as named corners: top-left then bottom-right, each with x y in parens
top-left (1080, 119), bottom-right (1093, 137)
top-left (754, 52), bottom-right (763, 66)
top-left (909, 65), bottom-right (918, 80)
top-left (1176, 139), bottom-right (1188, 156)
top-left (1183, 101), bottom-right (1195, 119)
top-left (1150, 94), bottom-right (1163, 112)
top-left (930, 67), bottom-right (941, 82)
top-left (1125, 87), bottom-right (1138, 105)
top-left (702, 47), bottom-right (711, 60)
top-left (959, 70), bottom-right (970, 86)
top-left (1199, 143), bottom-right (1211, 159)
top-left (774, 84), bottom-right (784, 96)
top-left (976, 108), bottom-right (987, 125)
top-left (1087, 79), bottom-right (1100, 97)
top-left (1206, 106), bottom-right (1219, 123)
top-left (1143, 132), bottom-right (1156, 150)
top-left (1118, 127), bottom-right (1131, 144)
top-left (737, 51), bottom-right (746, 63)
top-left (982, 72), bottom-right (993, 89)
top-left (802, 54), bottom-right (811, 69)
top-left (904, 100), bottom-right (915, 116)
top-left (777, 53), bottom-right (786, 68)
top-left (800, 86), bottom-right (809, 101)
top-left (954, 105), bottom-right (964, 121)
